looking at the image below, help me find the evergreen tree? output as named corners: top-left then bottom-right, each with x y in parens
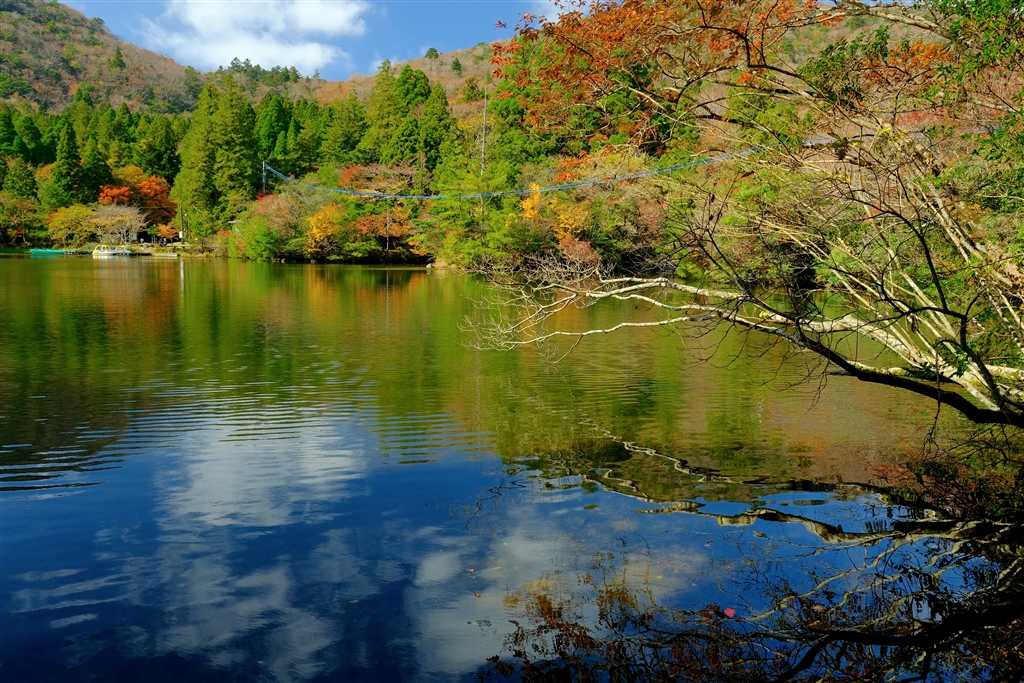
top-left (3, 157), bottom-right (37, 200)
top-left (110, 45), bottom-right (126, 70)
top-left (358, 60), bottom-right (407, 162)
top-left (396, 65), bottom-right (431, 108)
top-left (209, 77), bottom-right (258, 209)
top-left (321, 94), bottom-right (367, 165)
top-left (133, 116), bottom-right (180, 180)
top-left (39, 123), bottom-right (82, 211)
top-left (171, 84), bottom-right (219, 233)
top-left (13, 116), bottom-right (43, 164)
top-left (425, 47), bottom-right (439, 60)
top-left (255, 95), bottom-right (291, 163)
top-left (451, 57), bottom-right (463, 75)
top-left (382, 114), bottom-right (420, 166)
top-left (79, 135), bottom-right (113, 203)
top-left (0, 112), bottom-right (16, 153)
top-left (419, 85), bottom-right (456, 172)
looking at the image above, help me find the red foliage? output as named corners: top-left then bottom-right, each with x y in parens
top-left (98, 185), bottom-right (133, 204)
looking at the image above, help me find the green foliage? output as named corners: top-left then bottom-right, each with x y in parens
top-left (451, 57), bottom-right (463, 75)
top-left (321, 94), bottom-right (367, 166)
top-left (39, 122), bottom-right (81, 211)
top-left (3, 157), bottom-right (37, 199)
top-left (109, 44), bottom-right (125, 70)
top-left (396, 65), bottom-right (431, 108)
top-left (425, 47), bottom-right (439, 60)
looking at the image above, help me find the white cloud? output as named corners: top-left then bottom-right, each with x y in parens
top-left (143, 0), bottom-right (370, 75)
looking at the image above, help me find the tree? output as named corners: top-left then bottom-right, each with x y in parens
top-left (109, 45), bottom-right (126, 70)
top-left (451, 57), bottom-right (463, 75)
top-left (3, 157), bottom-right (37, 199)
top-left (321, 94), bottom-right (367, 165)
top-left (481, 0), bottom-right (1024, 432)
top-left (425, 47), bottom-right (440, 60)
top-left (133, 115), bottom-right (181, 180)
top-left (358, 60), bottom-right (408, 162)
top-left (382, 114), bottom-right (420, 165)
top-left (418, 84), bottom-right (456, 172)
top-left (92, 204), bottom-right (145, 244)
top-left (171, 84), bottom-right (219, 233)
top-left (46, 204), bottom-right (95, 247)
top-left (39, 123), bottom-right (81, 211)
top-left (395, 65), bottom-right (431, 108)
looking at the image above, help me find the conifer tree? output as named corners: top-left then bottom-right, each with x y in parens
top-left (39, 123), bottom-right (82, 211)
top-left (255, 95), bottom-right (291, 163)
top-left (3, 157), bottom-right (37, 199)
top-left (321, 94), bottom-right (366, 165)
top-left (451, 57), bottom-right (463, 75)
top-left (133, 116), bottom-right (180, 180)
top-left (358, 61), bottom-right (407, 162)
top-left (13, 116), bottom-right (43, 164)
top-left (0, 112), bottom-right (16, 153)
top-left (396, 65), bottom-right (431, 108)
top-left (110, 45), bottom-right (126, 70)
top-left (171, 84), bottom-right (219, 233)
top-left (209, 77), bottom-right (258, 209)
top-left (79, 136), bottom-right (113, 203)
top-left (419, 85), bottom-right (456, 172)
top-left (382, 114), bottom-right (420, 166)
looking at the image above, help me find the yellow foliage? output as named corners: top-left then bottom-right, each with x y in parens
top-left (519, 183), bottom-right (542, 223)
top-left (305, 204), bottom-right (343, 258)
top-left (551, 198), bottom-right (588, 240)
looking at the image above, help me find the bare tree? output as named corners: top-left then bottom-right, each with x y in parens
top-left (477, 0), bottom-right (1024, 431)
top-left (92, 204), bottom-right (146, 245)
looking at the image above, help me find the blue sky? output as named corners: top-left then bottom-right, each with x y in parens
top-left (64, 0), bottom-right (565, 79)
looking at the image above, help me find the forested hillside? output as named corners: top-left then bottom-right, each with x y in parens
top-left (1, 0), bottom-right (1021, 281)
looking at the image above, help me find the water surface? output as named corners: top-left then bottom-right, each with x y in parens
top-left (0, 257), bottom-right (986, 681)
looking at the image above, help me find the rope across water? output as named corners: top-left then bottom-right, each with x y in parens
top-left (263, 138), bottom-right (838, 201)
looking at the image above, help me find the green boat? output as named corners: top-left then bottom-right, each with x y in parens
top-left (30, 249), bottom-right (75, 257)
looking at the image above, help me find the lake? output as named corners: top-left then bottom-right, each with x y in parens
top-left (0, 256), bottom-right (1009, 682)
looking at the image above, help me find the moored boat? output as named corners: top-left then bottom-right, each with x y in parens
top-left (92, 245), bottom-right (132, 258)
top-left (30, 248), bottom-right (76, 257)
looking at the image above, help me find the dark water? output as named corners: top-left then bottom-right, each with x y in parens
top-left (0, 257), bottom-right (991, 681)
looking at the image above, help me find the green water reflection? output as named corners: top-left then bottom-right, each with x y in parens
top-left (1, 257), bottom-right (951, 495)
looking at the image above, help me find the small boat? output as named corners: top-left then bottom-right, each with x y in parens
top-left (30, 248), bottom-right (76, 257)
top-left (92, 245), bottom-right (132, 258)
top-left (151, 252), bottom-right (179, 258)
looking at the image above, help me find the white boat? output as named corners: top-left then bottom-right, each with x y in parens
top-left (92, 245), bottom-right (132, 258)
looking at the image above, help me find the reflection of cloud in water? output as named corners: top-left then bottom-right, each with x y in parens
top-left (160, 419), bottom-right (372, 529)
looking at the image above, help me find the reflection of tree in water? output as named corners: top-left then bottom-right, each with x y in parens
top-left (480, 456), bottom-right (1023, 683)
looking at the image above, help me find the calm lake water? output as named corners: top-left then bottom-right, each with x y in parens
top-left (0, 256), bottom-right (979, 681)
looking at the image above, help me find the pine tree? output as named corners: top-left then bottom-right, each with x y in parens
top-left (3, 157), bottom-right (37, 199)
top-left (13, 115), bottom-right (43, 164)
top-left (209, 77), bottom-right (258, 209)
top-left (396, 65), bottom-right (431, 108)
top-left (79, 135), bottom-right (113, 203)
top-left (419, 85), bottom-right (456, 172)
top-left (425, 47), bottom-right (439, 59)
top-left (382, 114), bottom-right (420, 166)
top-left (133, 115), bottom-right (180, 180)
top-left (451, 57), bottom-right (463, 75)
top-left (110, 45), bottom-right (126, 70)
top-left (171, 84), bottom-right (219, 233)
top-left (321, 94), bottom-right (367, 165)
top-left (39, 123), bottom-right (82, 211)
top-left (0, 112), bottom-right (16, 154)
top-left (358, 60), bottom-right (407, 162)
top-left (255, 95), bottom-right (291, 163)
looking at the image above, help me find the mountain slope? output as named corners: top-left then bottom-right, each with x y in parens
top-left (1, 0), bottom-right (198, 111)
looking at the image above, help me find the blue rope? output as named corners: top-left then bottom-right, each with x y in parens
top-left (263, 138), bottom-right (837, 201)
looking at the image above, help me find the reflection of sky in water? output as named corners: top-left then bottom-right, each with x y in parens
top-left (2, 262), bottom-right (983, 682)
top-left (2, 394), bottom-right (971, 682)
